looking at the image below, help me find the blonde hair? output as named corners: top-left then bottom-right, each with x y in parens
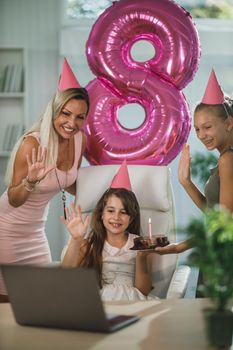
top-left (5, 88), bottom-right (89, 185)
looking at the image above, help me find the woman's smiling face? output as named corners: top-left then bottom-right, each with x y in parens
top-left (53, 98), bottom-right (88, 140)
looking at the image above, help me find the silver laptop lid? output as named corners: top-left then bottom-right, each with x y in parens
top-left (1, 265), bottom-right (139, 332)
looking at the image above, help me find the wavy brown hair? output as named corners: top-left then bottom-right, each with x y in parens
top-left (80, 188), bottom-right (141, 287)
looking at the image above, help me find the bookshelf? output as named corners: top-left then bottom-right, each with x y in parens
top-left (0, 47), bottom-right (27, 194)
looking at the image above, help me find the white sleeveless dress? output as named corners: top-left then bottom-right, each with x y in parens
top-left (100, 233), bottom-right (158, 301)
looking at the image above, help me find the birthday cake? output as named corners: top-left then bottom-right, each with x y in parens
top-left (130, 235), bottom-right (169, 250)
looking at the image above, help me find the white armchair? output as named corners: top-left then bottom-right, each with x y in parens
top-left (76, 165), bottom-right (191, 299)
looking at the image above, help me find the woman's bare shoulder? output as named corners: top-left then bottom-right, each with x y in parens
top-left (14, 135), bottom-right (39, 165)
top-left (18, 135), bottom-right (40, 154)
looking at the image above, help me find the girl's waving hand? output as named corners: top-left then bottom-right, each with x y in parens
top-left (61, 203), bottom-right (89, 240)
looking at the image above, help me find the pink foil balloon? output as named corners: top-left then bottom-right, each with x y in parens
top-left (84, 0), bottom-right (200, 165)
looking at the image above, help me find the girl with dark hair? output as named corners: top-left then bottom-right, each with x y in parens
top-left (62, 187), bottom-right (156, 301)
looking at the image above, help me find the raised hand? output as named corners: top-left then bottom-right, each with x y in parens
top-left (61, 203), bottom-right (89, 240)
top-left (26, 146), bottom-right (55, 183)
top-left (178, 144), bottom-right (192, 187)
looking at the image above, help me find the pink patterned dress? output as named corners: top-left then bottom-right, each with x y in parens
top-left (0, 131), bottom-right (83, 295)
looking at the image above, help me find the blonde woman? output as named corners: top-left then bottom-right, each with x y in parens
top-left (0, 59), bottom-right (89, 302)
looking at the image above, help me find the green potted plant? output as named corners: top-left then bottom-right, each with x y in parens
top-left (186, 207), bottom-right (233, 348)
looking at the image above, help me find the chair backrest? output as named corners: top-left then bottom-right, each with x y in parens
top-left (76, 165), bottom-right (178, 298)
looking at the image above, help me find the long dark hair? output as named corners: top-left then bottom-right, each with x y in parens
top-left (80, 188), bottom-right (141, 287)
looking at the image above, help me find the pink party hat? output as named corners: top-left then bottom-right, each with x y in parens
top-left (202, 69), bottom-right (224, 104)
top-left (110, 160), bottom-right (132, 191)
top-left (58, 58), bottom-right (81, 91)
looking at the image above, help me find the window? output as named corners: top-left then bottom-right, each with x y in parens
top-left (179, 0), bottom-right (233, 19)
top-left (66, 0), bottom-right (111, 19)
top-left (66, 0), bottom-right (233, 20)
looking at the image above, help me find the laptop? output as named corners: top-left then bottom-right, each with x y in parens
top-left (0, 264), bottom-right (139, 333)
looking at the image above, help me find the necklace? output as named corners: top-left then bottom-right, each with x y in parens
top-left (55, 139), bottom-right (71, 220)
top-left (55, 169), bottom-right (67, 220)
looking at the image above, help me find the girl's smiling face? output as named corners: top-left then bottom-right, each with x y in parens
top-left (53, 98), bottom-right (88, 140)
top-left (194, 110), bottom-right (230, 153)
top-left (102, 194), bottom-right (131, 237)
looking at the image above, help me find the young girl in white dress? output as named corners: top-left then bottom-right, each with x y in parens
top-left (61, 163), bottom-right (157, 301)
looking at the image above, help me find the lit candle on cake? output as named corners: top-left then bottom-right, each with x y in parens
top-left (148, 217), bottom-right (152, 239)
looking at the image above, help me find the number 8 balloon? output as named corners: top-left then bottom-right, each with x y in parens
top-left (84, 0), bottom-right (200, 165)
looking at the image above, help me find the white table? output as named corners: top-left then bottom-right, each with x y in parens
top-left (0, 299), bottom-right (232, 350)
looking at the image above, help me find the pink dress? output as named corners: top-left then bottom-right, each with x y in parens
top-left (0, 131), bottom-right (83, 295)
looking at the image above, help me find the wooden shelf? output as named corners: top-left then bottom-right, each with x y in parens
top-left (0, 47), bottom-right (26, 187)
top-left (0, 92), bottom-right (25, 98)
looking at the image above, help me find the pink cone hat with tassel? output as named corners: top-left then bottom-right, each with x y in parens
top-left (58, 58), bottom-right (81, 91)
top-left (110, 160), bottom-right (132, 191)
top-left (202, 69), bottom-right (224, 105)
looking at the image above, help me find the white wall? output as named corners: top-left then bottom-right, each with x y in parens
top-left (1, 1), bottom-right (233, 259)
